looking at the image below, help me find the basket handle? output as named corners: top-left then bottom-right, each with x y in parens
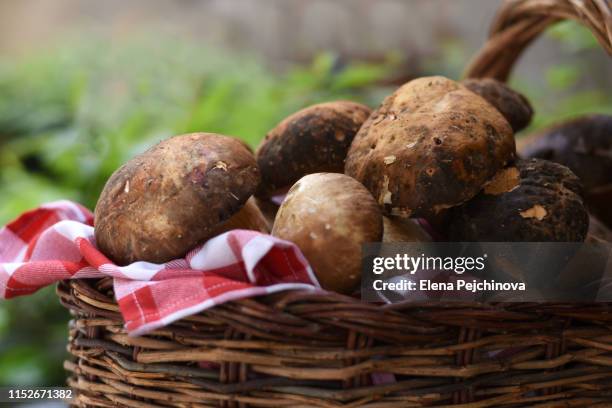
top-left (463, 0), bottom-right (612, 81)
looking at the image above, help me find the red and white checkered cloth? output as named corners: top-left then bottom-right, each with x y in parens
top-left (0, 200), bottom-right (319, 335)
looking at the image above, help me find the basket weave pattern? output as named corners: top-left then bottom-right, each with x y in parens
top-left (58, 279), bottom-right (612, 407)
top-left (60, 0), bottom-right (612, 406)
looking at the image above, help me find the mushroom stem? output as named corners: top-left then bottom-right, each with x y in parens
top-left (253, 197), bottom-right (279, 230)
top-left (211, 197), bottom-right (270, 236)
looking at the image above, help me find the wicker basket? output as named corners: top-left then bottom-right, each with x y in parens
top-left (59, 1), bottom-right (612, 407)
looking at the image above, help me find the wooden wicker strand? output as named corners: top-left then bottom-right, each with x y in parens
top-left (464, 0), bottom-right (612, 81)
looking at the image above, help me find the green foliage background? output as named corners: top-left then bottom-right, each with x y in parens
top-left (0, 22), bottom-right (609, 386)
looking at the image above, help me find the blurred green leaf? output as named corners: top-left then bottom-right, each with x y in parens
top-left (331, 63), bottom-right (391, 91)
top-left (0, 286), bottom-right (69, 386)
top-left (547, 20), bottom-right (600, 51)
top-left (545, 65), bottom-right (580, 91)
top-left (0, 307), bottom-right (7, 336)
top-left (0, 347), bottom-right (45, 386)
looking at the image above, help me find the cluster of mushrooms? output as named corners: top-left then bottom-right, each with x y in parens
top-left (94, 75), bottom-right (612, 295)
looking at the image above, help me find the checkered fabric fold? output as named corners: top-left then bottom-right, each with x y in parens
top-left (0, 201), bottom-right (319, 335)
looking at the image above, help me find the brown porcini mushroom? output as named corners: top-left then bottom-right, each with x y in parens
top-left (345, 76), bottom-right (515, 218)
top-left (272, 173), bottom-right (382, 295)
top-left (447, 158), bottom-right (589, 242)
top-left (519, 114), bottom-right (612, 228)
top-left (95, 133), bottom-right (260, 265)
top-left (462, 78), bottom-right (533, 133)
top-left (256, 101), bottom-right (371, 198)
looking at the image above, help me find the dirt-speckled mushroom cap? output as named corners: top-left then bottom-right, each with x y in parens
top-left (256, 101), bottom-right (371, 198)
top-left (95, 133), bottom-right (260, 265)
top-left (447, 158), bottom-right (589, 242)
top-left (519, 115), bottom-right (612, 227)
top-left (462, 78), bottom-right (533, 133)
top-left (272, 173), bottom-right (382, 295)
top-left (345, 76), bottom-right (515, 218)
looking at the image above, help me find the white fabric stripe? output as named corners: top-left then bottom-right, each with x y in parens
top-left (0, 228), bottom-right (27, 263)
top-left (0, 272), bottom-right (6, 298)
top-left (52, 220), bottom-right (94, 242)
top-left (42, 200), bottom-right (88, 223)
top-left (117, 261), bottom-right (165, 281)
top-left (1, 263), bottom-right (23, 277)
top-left (113, 279), bottom-right (157, 299)
top-left (241, 236), bottom-right (275, 283)
top-left (15, 246), bottom-right (28, 263)
top-left (189, 232), bottom-right (238, 270)
top-left (98, 263), bottom-right (131, 280)
top-left (300, 262), bottom-right (319, 288)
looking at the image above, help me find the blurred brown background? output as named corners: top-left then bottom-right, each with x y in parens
top-left (2, 0), bottom-right (608, 84)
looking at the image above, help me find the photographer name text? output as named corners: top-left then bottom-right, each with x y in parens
top-left (373, 278), bottom-right (526, 293)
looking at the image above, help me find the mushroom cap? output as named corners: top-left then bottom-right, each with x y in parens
top-left (448, 158), bottom-right (589, 242)
top-left (519, 114), bottom-right (612, 228)
top-left (462, 78), bottom-right (533, 133)
top-left (95, 133), bottom-right (260, 264)
top-left (272, 173), bottom-right (382, 294)
top-left (256, 101), bottom-right (371, 198)
top-left (345, 76), bottom-right (515, 218)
